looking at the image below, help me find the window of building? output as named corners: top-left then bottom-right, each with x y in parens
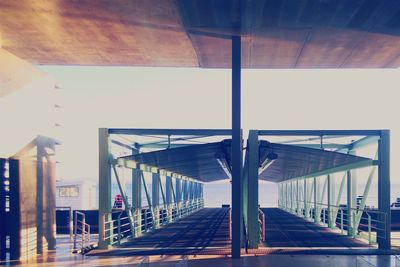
top-left (59, 186), bottom-right (79, 197)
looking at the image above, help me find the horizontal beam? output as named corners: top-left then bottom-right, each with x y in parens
top-left (136, 143), bottom-right (193, 149)
top-left (115, 157), bottom-right (204, 183)
top-left (108, 128), bottom-right (232, 136)
top-left (258, 130), bottom-right (382, 136)
top-left (292, 143), bottom-right (348, 149)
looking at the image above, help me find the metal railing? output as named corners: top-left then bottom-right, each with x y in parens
top-left (102, 198), bottom-right (204, 245)
top-left (73, 211), bottom-right (91, 251)
top-left (280, 200), bottom-right (387, 245)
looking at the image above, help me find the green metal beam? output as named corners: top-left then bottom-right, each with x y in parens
top-left (247, 130), bottom-right (260, 248)
top-left (98, 128), bottom-right (112, 249)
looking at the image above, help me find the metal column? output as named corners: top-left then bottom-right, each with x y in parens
top-left (327, 174), bottom-right (332, 228)
top-left (247, 130), bottom-right (259, 248)
top-left (152, 172), bottom-right (160, 229)
top-left (98, 128), bottom-right (112, 249)
top-left (304, 179), bottom-right (308, 218)
top-left (231, 35), bottom-right (242, 258)
top-left (176, 178), bottom-right (182, 204)
top-left (166, 176), bottom-right (172, 205)
top-left (378, 130), bottom-right (391, 249)
top-left (313, 177), bottom-right (317, 223)
top-left (132, 168), bottom-right (142, 237)
top-left (296, 180), bottom-right (300, 215)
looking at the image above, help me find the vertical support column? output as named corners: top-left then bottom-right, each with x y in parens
top-left (231, 35), bottom-right (242, 258)
top-left (327, 174), bottom-right (332, 228)
top-left (152, 172), bottom-right (160, 229)
top-left (378, 130), bottom-right (391, 249)
top-left (166, 176), bottom-right (172, 206)
top-left (176, 178), bottom-right (182, 204)
top-left (132, 168), bottom-right (142, 237)
top-left (347, 170), bottom-right (353, 236)
top-left (304, 179), bottom-right (308, 218)
top-left (36, 140), bottom-right (45, 254)
top-left (313, 177), bottom-right (317, 222)
top-left (247, 130), bottom-right (259, 248)
top-left (99, 128), bottom-right (112, 249)
top-left (182, 179), bottom-right (187, 203)
top-left (200, 183), bottom-right (204, 206)
top-left (165, 175), bottom-right (172, 222)
top-left (296, 180), bottom-right (300, 215)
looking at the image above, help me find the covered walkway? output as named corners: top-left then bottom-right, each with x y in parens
top-left (262, 208), bottom-right (369, 248)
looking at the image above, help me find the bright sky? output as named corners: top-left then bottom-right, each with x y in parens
top-left (38, 66), bottom-right (400, 204)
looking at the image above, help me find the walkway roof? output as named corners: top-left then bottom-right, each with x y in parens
top-left (119, 140), bottom-right (232, 183)
top-left (258, 141), bottom-right (373, 183)
top-left (1, 1), bottom-right (400, 68)
top-left (118, 140), bottom-right (373, 183)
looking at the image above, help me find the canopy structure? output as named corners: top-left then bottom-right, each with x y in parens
top-left (118, 140), bottom-right (232, 183)
top-left (258, 140), bottom-right (374, 183)
top-left (1, 0), bottom-right (400, 68)
top-left (117, 138), bottom-right (374, 184)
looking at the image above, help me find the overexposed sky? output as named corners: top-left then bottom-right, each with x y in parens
top-left (38, 66), bottom-right (400, 204)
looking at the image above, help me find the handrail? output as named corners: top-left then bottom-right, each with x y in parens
top-left (74, 211), bottom-right (91, 252)
top-left (281, 199), bottom-right (387, 244)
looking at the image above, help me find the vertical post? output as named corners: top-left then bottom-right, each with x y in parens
top-left (304, 179), bottom-right (308, 218)
top-left (36, 139), bottom-right (45, 254)
top-left (347, 170), bottom-right (353, 236)
top-left (231, 35), bottom-right (242, 258)
top-left (247, 130), bottom-right (259, 248)
top-left (176, 178), bottom-right (182, 216)
top-left (378, 130), bottom-right (391, 249)
top-left (166, 176), bottom-right (172, 204)
top-left (313, 177), bottom-right (317, 222)
top-left (132, 166), bottom-right (142, 237)
top-left (296, 180), bottom-right (300, 215)
top-left (98, 128), bottom-right (112, 249)
top-left (327, 174), bottom-right (332, 228)
top-left (152, 172), bottom-right (160, 229)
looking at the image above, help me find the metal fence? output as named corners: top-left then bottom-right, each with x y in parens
top-left (73, 211), bottom-right (91, 251)
top-left (280, 200), bottom-right (387, 245)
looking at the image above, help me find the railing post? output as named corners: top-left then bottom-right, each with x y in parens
top-left (117, 216), bottom-right (121, 245)
top-left (368, 214), bottom-right (372, 244)
top-left (340, 209), bottom-right (344, 234)
top-left (82, 213), bottom-right (86, 248)
top-left (73, 211), bottom-right (77, 250)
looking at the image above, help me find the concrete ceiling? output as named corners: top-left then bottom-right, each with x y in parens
top-left (1, 0), bottom-right (400, 68)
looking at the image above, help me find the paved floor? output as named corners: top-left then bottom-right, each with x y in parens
top-left (89, 208), bottom-right (231, 256)
top-left (261, 208), bottom-right (370, 248)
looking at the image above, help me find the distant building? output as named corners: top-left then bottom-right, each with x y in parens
top-left (56, 180), bottom-right (97, 210)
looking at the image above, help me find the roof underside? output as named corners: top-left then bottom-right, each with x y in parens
top-left (118, 139), bottom-right (372, 183)
top-left (119, 140), bottom-right (232, 183)
top-left (1, 0), bottom-right (400, 68)
top-left (258, 141), bottom-right (372, 183)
